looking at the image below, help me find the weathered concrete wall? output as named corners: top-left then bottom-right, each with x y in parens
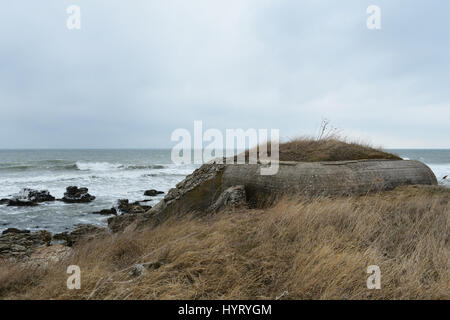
top-left (222, 160), bottom-right (438, 205)
top-left (109, 160), bottom-right (437, 231)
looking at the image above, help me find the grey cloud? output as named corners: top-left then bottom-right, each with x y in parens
top-left (0, 0), bottom-right (448, 148)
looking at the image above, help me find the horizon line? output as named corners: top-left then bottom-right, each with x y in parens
top-left (0, 147), bottom-right (450, 151)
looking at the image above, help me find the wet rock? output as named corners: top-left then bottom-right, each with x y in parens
top-left (2, 228), bottom-right (31, 235)
top-left (0, 229), bottom-right (52, 260)
top-left (144, 189), bottom-right (164, 197)
top-left (53, 224), bottom-right (107, 247)
top-left (132, 201), bottom-right (152, 212)
top-left (7, 199), bottom-right (38, 207)
top-left (23, 189), bottom-right (55, 203)
top-left (209, 185), bottom-right (247, 213)
top-left (117, 199), bottom-right (151, 214)
top-left (92, 208), bottom-right (117, 216)
top-left (3, 189), bottom-right (55, 207)
top-left (61, 186), bottom-right (95, 203)
top-left (52, 232), bottom-right (70, 243)
top-left (117, 199), bottom-right (131, 212)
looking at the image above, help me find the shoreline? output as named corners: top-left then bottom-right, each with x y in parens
top-left (1, 158), bottom-right (447, 262)
top-left (0, 157), bottom-right (448, 235)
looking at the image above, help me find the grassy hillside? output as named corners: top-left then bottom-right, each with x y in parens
top-left (241, 137), bottom-right (402, 162)
top-left (1, 185), bottom-right (448, 300)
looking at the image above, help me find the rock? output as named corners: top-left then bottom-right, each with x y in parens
top-left (52, 232), bottom-right (70, 243)
top-left (132, 202), bottom-right (152, 212)
top-left (22, 188), bottom-right (55, 203)
top-left (53, 224), bottom-right (107, 247)
top-left (144, 189), bottom-right (164, 197)
top-left (29, 244), bottom-right (73, 268)
top-left (129, 261), bottom-right (163, 277)
top-left (3, 189), bottom-right (55, 207)
top-left (61, 186), bottom-right (95, 203)
top-left (117, 199), bottom-right (151, 215)
top-left (92, 208), bottom-right (117, 216)
top-left (117, 199), bottom-right (131, 212)
top-left (107, 199), bottom-right (152, 232)
top-left (208, 185), bottom-right (247, 213)
top-left (129, 264), bottom-right (146, 277)
top-left (0, 229), bottom-right (52, 260)
top-left (108, 214), bottom-right (138, 233)
top-left (108, 163), bottom-right (226, 232)
top-left (7, 199), bottom-right (38, 207)
top-left (55, 231), bottom-right (70, 241)
top-left (2, 228), bottom-right (31, 235)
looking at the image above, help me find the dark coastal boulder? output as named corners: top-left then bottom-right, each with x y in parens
top-left (7, 199), bottom-right (37, 207)
top-left (117, 199), bottom-right (151, 214)
top-left (117, 199), bottom-right (131, 213)
top-left (108, 199), bottom-right (152, 232)
top-left (0, 229), bottom-right (52, 259)
top-left (2, 189), bottom-right (55, 207)
top-left (144, 189), bottom-right (164, 196)
top-left (92, 208), bottom-right (117, 216)
top-left (61, 186), bottom-right (95, 203)
top-left (53, 224), bottom-right (107, 247)
top-left (208, 185), bottom-right (247, 213)
top-left (2, 228), bottom-right (31, 235)
top-left (23, 189), bottom-right (55, 202)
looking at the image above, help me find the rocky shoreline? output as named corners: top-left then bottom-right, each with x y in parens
top-left (0, 159), bottom-right (439, 263)
top-left (0, 163), bottom-right (248, 261)
top-left (0, 186), bottom-right (165, 261)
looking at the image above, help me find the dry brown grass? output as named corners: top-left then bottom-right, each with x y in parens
top-left (240, 137), bottom-right (402, 163)
top-left (277, 137), bottom-right (401, 162)
top-left (0, 185), bottom-right (448, 300)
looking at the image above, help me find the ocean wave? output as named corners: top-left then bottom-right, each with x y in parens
top-left (123, 164), bottom-right (166, 170)
top-left (141, 172), bottom-right (188, 178)
top-left (0, 162), bottom-right (77, 172)
top-left (0, 165), bottom-right (35, 171)
top-left (75, 162), bottom-right (166, 172)
top-left (75, 162), bottom-right (122, 171)
top-left (35, 159), bottom-right (67, 164)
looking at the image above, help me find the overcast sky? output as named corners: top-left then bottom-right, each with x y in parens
top-left (0, 0), bottom-right (449, 148)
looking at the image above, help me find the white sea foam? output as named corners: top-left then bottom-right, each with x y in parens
top-left (75, 161), bottom-right (168, 171)
top-left (75, 161), bottom-right (122, 172)
top-left (428, 164), bottom-right (450, 186)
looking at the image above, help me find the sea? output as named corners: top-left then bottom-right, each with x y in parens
top-left (0, 149), bottom-right (448, 234)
